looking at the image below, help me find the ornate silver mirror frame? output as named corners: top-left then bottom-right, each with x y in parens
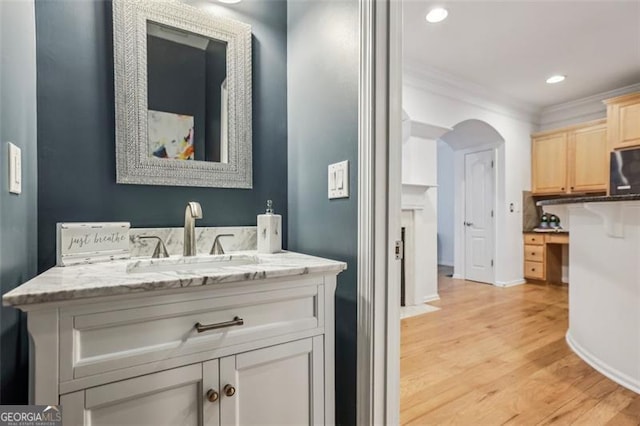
top-left (113, 0), bottom-right (252, 188)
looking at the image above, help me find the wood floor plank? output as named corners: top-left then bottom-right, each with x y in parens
top-left (400, 270), bottom-right (640, 425)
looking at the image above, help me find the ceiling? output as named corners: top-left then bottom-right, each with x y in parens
top-left (403, 1), bottom-right (640, 109)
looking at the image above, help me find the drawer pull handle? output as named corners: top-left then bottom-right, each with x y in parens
top-left (195, 316), bottom-right (244, 333)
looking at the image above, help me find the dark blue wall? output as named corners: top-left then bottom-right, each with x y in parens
top-left (36, 0), bottom-right (288, 272)
top-left (0, 0), bottom-right (38, 404)
top-left (287, 3), bottom-right (359, 425)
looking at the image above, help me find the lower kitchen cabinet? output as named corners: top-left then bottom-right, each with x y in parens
top-left (61, 337), bottom-right (323, 426)
top-left (523, 232), bottom-right (569, 284)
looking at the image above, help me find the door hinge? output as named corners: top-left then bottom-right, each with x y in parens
top-left (491, 160), bottom-right (494, 168)
top-left (491, 259), bottom-right (494, 267)
top-left (491, 210), bottom-right (494, 218)
top-left (395, 240), bottom-right (404, 260)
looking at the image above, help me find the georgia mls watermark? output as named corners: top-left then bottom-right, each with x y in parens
top-left (0, 405), bottom-right (62, 426)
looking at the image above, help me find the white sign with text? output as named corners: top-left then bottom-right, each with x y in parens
top-left (57, 222), bottom-right (131, 266)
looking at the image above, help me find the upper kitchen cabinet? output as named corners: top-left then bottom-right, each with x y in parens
top-left (532, 120), bottom-right (608, 196)
top-left (605, 92), bottom-right (640, 150)
top-left (532, 132), bottom-right (568, 195)
top-left (569, 122), bottom-right (608, 193)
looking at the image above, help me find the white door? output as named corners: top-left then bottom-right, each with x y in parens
top-left (464, 149), bottom-right (495, 284)
top-left (219, 337), bottom-right (324, 426)
top-left (61, 364), bottom-right (206, 426)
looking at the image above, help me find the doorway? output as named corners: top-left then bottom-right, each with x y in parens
top-left (437, 120), bottom-right (505, 286)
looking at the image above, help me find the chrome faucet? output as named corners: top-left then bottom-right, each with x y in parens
top-left (184, 202), bottom-right (203, 256)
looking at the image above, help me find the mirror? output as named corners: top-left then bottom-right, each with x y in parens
top-left (113, 0), bottom-right (252, 188)
top-left (146, 21), bottom-right (229, 163)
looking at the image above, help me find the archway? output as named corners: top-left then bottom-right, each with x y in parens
top-left (437, 119), bottom-right (506, 285)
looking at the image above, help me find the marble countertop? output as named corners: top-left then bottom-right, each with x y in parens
top-left (537, 194), bottom-right (640, 206)
top-left (3, 251), bottom-right (347, 307)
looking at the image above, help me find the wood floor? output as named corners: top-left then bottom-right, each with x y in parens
top-left (400, 271), bottom-right (640, 425)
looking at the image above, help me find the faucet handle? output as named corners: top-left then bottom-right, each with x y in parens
top-left (210, 234), bottom-right (235, 255)
top-left (135, 236), bottom-right (170, 259)
top-left (187, 202), bottom-right (203, 219)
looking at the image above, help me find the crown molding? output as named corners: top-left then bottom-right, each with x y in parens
top-left (539, 82), bottom-right (640, 130)
top-left (542, 82), bottom-right (640, 114)
top-left (403, 62), bottom-right (542, 125)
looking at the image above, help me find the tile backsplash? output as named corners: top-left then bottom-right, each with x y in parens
top-left (522, 191), bottom-right (542, 231)
top-left (130, 227), bottom-right (257, 258)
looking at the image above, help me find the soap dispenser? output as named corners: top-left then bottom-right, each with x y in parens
top-left (257, 200), bottom-right (282, 254)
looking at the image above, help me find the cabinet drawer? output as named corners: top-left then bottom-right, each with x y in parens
top-left (524, 261), bottom-right (544, 280)
top-left (524, 234), bottom-right (544, 246)
top-left (547, 234), bottom-right (569, 245)
top-left (525, 245), bottom-right (544, 262)
top-left (60, 284), bottom-right (321, 380)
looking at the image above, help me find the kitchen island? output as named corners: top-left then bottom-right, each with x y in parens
top-left (537, 196), bottom-right (640, 394)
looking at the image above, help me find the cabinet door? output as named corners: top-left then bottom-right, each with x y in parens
top-left (532, 133), bottom-right (568, 194)
top-left (569, 124), bottom-right (608, 193)
top-left (61, 364), bottom-right (207, 426)
top-left (219, 337), bottom-right (324, 426)
top-left (612, 101), bottom-right (640, 149)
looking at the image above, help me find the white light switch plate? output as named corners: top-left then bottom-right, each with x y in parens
top-left (328, 160), bottom-right (349, 199)
top-left (8, 142), bottom-right (22, 195)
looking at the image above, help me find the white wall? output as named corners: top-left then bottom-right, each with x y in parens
top-left (401, 133), bottom-right (440, 303)
top-left (404, 78), bottom-right (537, 286)
top-left (402, 135), bottom-right (437, 185)
top-left (436, 140), bottom-right (454, 266)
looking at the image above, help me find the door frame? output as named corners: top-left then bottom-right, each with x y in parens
top-left (356, 0), bottom-right (402, 425)
top-left (457, 146), bottom-right (497, 285)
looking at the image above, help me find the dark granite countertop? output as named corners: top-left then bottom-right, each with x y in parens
top-left (536, 194), bottom-right (640, 206)
top-left (523, 229), bottom-right (569, 233)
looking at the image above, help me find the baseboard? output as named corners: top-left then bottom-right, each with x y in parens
top-left (566, 331), bottom-right (640, 394)
top-left (423, 294), bottom-right (440, 303)
top-left (451, 274), bottom-right (464, 280)
top-left (494, 279), bottom-right (526, 288)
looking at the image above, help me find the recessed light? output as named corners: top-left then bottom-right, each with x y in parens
top-left (546, 75), bottom-right (566, 84)
top-left (218, 0), bottom-right (241, 3)
top-left (426, 7), bottom-right (448, 23)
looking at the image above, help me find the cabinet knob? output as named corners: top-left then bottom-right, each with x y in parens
top-left (224, 384), bottom-right (236, 397)
top-left (206, 389), bottom-right (219, 403)
top-left (561, 187), bottom-right (565, 191)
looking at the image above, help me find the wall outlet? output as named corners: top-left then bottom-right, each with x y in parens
top-left (328, 160), bottom-right (349, 199)
top-left (8, 142), bottom-right (22, 195)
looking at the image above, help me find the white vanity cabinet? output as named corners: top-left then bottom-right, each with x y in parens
top-left (61, 337), bottom-right (324, 426)
top-left (61, 363), bottom-right (206, 426)
top-left (17, 269), bottom-right (340, 426)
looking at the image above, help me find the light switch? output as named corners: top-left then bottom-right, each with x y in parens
top-left (8, 142), bottom-right (22, 195)
top-left (328, 160), bottom-right (349, 199)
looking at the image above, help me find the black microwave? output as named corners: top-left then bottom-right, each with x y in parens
top-left (610, 148), bottom-right (640, 195)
